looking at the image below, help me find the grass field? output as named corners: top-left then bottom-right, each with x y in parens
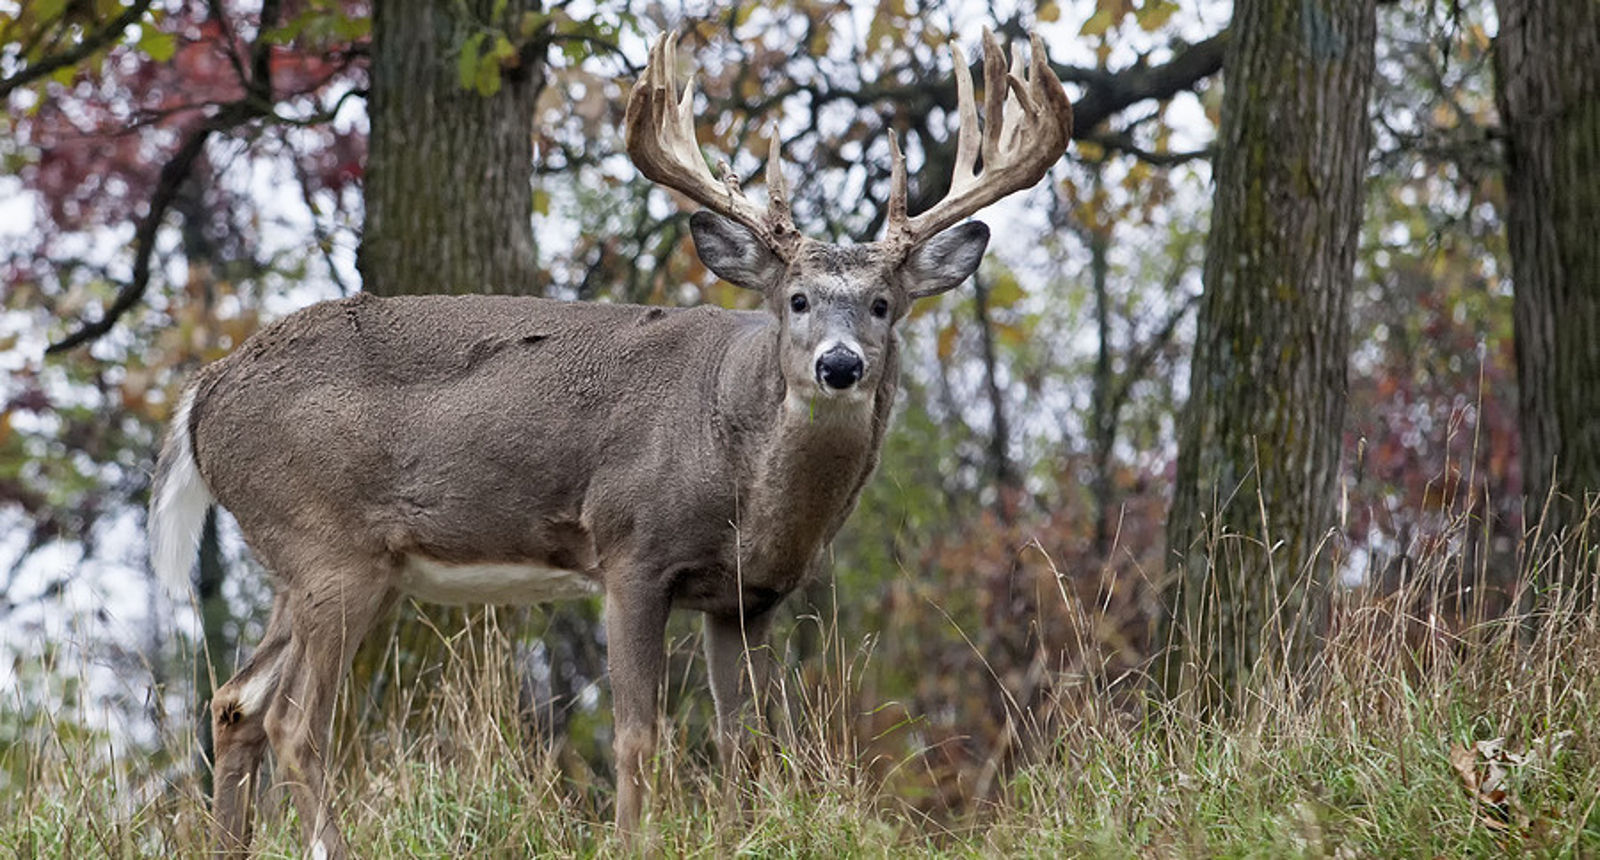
top-left (4, 517), bottom-right (1598, 858)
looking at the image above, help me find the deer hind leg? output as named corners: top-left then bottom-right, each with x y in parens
top-left (263, 561), bottom-right (396, 860)
top-left (210, 593), bottom-right (293, 855)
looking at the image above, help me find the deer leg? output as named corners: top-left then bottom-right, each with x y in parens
top-left (704, 610), bottom-right (774, 769)
top-left (604, 584), bottom-right (669, 837)
top-left (210, 593), bottom-right (293, 855)
top-left (264, 570), bottom-right (394, 860)
top-left (705, 610), bottom-right (774, 818)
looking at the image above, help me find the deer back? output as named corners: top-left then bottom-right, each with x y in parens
top-left (191, 295), bottom-right (760, 565)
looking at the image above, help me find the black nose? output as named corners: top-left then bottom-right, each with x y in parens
top-left (816, 347), bottom-right (865, 390)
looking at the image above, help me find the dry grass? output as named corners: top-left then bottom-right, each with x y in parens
top-left (3, 501), bottom-right (1599, 858)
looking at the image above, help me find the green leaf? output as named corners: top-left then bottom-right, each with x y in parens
top-left (489, 34), bottom-right (515, 62)
top-left (1080, 8), bottom-right (1115, 37)
top-left (34, 0), bottom-right (67, 21)
top-left (457, 32), bottom-right (486, 91)
top-left (471, 34), bottom-right (514, 97)
top-left (518, 11), bottom-right (546, 38)
top-left (987, 273), bottom-right (1026, 309)
top-left (1134, 0), bottom-right (1177, 32)
top-left (333, 13), bottom-right (370, 41)
top-left (138, 24), bottom-right (176, 62)
top-left (474, 59), bottom-right (500, 96)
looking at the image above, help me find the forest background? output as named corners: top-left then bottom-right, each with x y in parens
top-left (2, 0), bottom-right (1597, 854)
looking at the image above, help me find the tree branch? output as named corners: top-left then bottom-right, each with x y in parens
top-left (0, 0), bottom-right (156, 99)
top-left (1069, 30), bottom-right (1229, 135)
top-left (1082, 129), bottom-right (1212, 166)
top-left (45, 116), bottom-right (224, 354)
top-left (46, 0), bottom-right (291, 355)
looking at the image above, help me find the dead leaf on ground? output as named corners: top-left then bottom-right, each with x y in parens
top-left (1449, 736), bottom-right (1542, 833)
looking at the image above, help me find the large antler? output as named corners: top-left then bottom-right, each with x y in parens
top-left (624, 33), bottom-right (803, 261)
top-left (886, 30), bottom-right (1074, 249)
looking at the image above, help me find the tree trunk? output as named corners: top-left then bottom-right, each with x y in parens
top-left (1495, 0), bottom-right (1600, 565)
top-left (1159, 0), bottom-right (1376, 710)
top-left (360, 0), bottom-right (544, 296)
top-left (1086, 207), bottom-right (1115, 558)
top-left (972, 274), bottom-right (1020, 524)
top-left (349, 0), bottom-right (616, 758)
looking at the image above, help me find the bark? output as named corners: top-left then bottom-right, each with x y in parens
top-left (1494, 0), bottom-right (1600, 562)
top-left (1086, 215), bottom-right (1115, 557)
top-left (360, 0), bottom-right (545, 296)
top-left (1159, 0), bottom-right (1376, 709)
top-left (347, 0), bottom-right (613, 755)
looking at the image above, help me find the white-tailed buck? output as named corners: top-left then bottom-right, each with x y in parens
top-left (150, 29), bottom-right (1071, 856)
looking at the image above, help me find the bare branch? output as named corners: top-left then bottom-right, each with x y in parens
top-left (1067, 30), bottom-right (1229, 135)
top-left (1082, 129), bottom-right (1212, 166)
top-left (45, 118), bottom-right (222, 355)
top-left (45, 0), bottom-right (294, 354)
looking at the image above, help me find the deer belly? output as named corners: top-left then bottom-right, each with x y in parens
top-left (399, 556), bottom-right (600, 605)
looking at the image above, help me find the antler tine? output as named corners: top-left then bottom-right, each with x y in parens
top-left (1031, 32), bottom-right (1074, 142)
top-left (766, 130), bottom-right (791, 221)
top-left (624, 33), bottom-right (801, 259)
top-left (980, 29), bottom-right (1008, 168)
top-left (950, 41), bottom-right (981, 193)
top-left (887, 135), bottom-right (908, 225)
top-left (887, 28), bottom-right (1074, 249)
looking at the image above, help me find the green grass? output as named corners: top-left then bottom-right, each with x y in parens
top-left (4, 525), bottom-right (1600, 858)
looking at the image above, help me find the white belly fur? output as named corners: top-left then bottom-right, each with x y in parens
top-left (399, 556), bottom-right (599, 605)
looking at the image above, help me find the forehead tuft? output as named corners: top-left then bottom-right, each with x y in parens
top-left (794, 243), bottom-right (891, 285)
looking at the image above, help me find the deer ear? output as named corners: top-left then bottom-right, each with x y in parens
top-left (903, 221), bottom-right (990, 299)
top-left (690, 211), bottom-right (783, 290)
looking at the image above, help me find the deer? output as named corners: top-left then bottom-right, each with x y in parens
top-left (148, 28), bottom-right (1071, 857)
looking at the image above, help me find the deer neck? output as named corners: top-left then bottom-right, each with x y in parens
top-left (717, 323), bottom-right (889, 586)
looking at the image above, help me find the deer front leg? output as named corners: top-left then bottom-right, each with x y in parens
top-left (210, 594), bottom-right (293, 855)
top-left (605, 583), bottom-right (669, 837)
top-left (208, 594), bottom-right (292, 850)
top-left (704, 610), bottom-right (774, 770)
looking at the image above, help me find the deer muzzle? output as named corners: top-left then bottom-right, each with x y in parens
top-left (815, 344), bottom-right (865, 390)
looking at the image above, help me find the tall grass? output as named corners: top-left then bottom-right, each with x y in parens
top-left (3, 501), bottom-right (1598, 857)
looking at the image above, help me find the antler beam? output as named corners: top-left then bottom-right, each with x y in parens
top-left (887, 30), bottom-right (1075, 248)
top-left (624, 33), bottom-right (802, 260)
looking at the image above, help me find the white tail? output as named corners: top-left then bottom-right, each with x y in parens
top-left (149, 386), bottom-right (212, 597)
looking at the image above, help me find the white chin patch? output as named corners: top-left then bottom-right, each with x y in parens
top-left (399, 556), bottom-right (599, 605)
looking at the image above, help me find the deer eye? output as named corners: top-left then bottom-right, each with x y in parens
top-left (789, 293), bottom-right (809, 313)
top-left (871, 297), bottom-right (890, 319)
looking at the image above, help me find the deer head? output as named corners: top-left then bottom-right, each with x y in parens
top-left (624, 29), bottom-right (1074, 404)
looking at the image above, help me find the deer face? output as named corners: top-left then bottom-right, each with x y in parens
top-left (630, 27), bottom-right (1068, 406)
top-left (690, 212), bottom-right (990, 400)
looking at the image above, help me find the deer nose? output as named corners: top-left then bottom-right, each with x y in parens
top-left (815, 346), bottom-right (865, 390)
